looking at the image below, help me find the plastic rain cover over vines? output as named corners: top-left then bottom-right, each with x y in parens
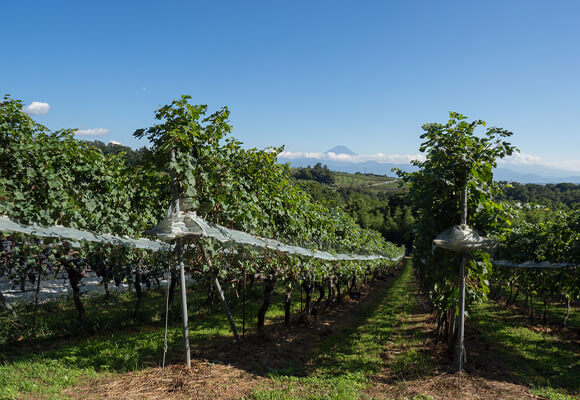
top-left (432, 224), bottom-right (577, 268)
top-left (432, 224), bottom-right (498, 253)
top-left (146, 206), bottom-right (402, 261)
top-left (0, 211), bottom-right (403, 263)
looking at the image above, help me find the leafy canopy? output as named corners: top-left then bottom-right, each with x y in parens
top-left (397, 112), bottom-right (518, 314)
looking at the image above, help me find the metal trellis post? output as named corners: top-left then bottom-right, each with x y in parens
top-left (177, 236), bottom-right (191, 367)
top-left (201, 244), bottom-right (242, 345)
top-left (457, 186), bottom-right (468, 372)
top-left (171, 149), bottom-right (191, 368)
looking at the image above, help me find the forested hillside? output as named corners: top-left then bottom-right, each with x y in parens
top-left (290, 167), bottom-right (415, 247)
top-left (498, 181), bottom-right (580, 209)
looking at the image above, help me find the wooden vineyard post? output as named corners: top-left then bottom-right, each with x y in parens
top-left (457, 186), bottom-right (468, 372)
top-left (171, 149), bottom-right (191, 368)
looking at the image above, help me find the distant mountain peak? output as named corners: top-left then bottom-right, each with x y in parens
top-left (325, 145), bottom-right (357, 156)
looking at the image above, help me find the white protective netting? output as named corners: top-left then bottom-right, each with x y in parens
top-left (0, 216), bottom-right (171, 251)
top-left (432, 224), bottom-right (577, 268)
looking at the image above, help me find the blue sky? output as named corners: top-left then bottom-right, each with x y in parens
top-left (2, 1), bottom-right (579, 172)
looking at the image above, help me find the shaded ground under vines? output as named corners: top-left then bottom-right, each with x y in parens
top-left (3, 260), bottom-right (578, 400)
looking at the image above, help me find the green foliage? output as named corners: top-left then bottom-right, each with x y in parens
top-left (296, 178), bottom-right (415, 248)
top-left (133, 95), bottom-right (403, 285)
top-left (292, 163), bottom-right (335, 184)
top-left (396, 112), bottom-right (517, 319)
top-left (498, 182), bottom-right (580, 210)
top-left (492, 207), bottom-right (580, 322)
top-left (84, 140), bottom-right (149, 167)
top-left (0, 95), bottom-right (170, 318)
top-left (0, 95), bottom-right (168, 238)
top-left (134, 94), bottom-right (233, 211)
top-left (1, 94), bottom-right (403, 332)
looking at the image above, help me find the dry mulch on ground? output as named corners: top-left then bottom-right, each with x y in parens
top-left (68, 361), bottom-right (261, 400)
top-left (366, 279), bottom-right (549, 400)
top-left (370, 372), bottom-right (540, 400)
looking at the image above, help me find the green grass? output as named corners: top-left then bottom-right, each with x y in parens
top-left (332, 172), bottom-right (401, 193)
top-left (492, 286), bottom-right (579, 330)
top-left (0, 280), bottom-right (305, 399)
top-left (530, 387), bottom-right (578, 400)
top-left (0, 358), bottom-right (97, 400)
top-left (0, 278), bottom-right (296, 347)
top-left (5, 262), bottom-right (576, 399)
top-left (251, 375), bottom-right (367, 400)
top-left (249, 260), bottom-right (425, 400)
top-left (471, 301), bottom-right (580, 397)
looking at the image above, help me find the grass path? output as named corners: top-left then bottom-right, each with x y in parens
top-left (250, 259), bottom-right (420, 400)
top-left (0, 260), bottom-right (457, 399)
top-left (255, 258), bottom-right (580, 400)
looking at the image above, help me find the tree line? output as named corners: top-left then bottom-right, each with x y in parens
top-left (498, 181), bottom-right (580, 209)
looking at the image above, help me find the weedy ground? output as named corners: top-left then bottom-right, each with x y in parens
top-left (0, 261), bottom-right (578, 400)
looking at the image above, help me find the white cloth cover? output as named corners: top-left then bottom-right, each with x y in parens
top-left (432, 224), bottom-right (497, 253)
top-left (0, 216), bottom-right (171, 251)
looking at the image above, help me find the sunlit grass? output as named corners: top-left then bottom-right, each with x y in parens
top-left (0, 358), bottom-right (97, 400)
top-left (471, 300), bottom-right (580, 396)
top-left (250, 260), bottom-right (416, 400)
top-left (5, 261), bottom-right (574, 400)
top-left (0, 279), bottom-right (303, 399)
top-left (530, 387), bottom-right (578, 400)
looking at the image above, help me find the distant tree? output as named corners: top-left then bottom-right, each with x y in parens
top-left (292, 170), bottom-right (416, 247)
top-left (402, 208), bottom-right (415, 243)
top-left (84, 140), bottom-right (148, 167)
top-left (291, 163), bottom-right (335, 184)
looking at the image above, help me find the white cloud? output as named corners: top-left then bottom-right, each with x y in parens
top-left (109, 140), bottom-right (122, 145)
top-left (75, 128), bottom-right (110, 136)
top-left (498, 152), bottom-right (543, 166)
top-left (279, 150), bottom-right (580, 173)
top-left (278, 151), bottom-right (425, 164)
top-left (498, 152), bottom-right (580, 173)
top-left (23, 101), bottom-right (50, 115)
